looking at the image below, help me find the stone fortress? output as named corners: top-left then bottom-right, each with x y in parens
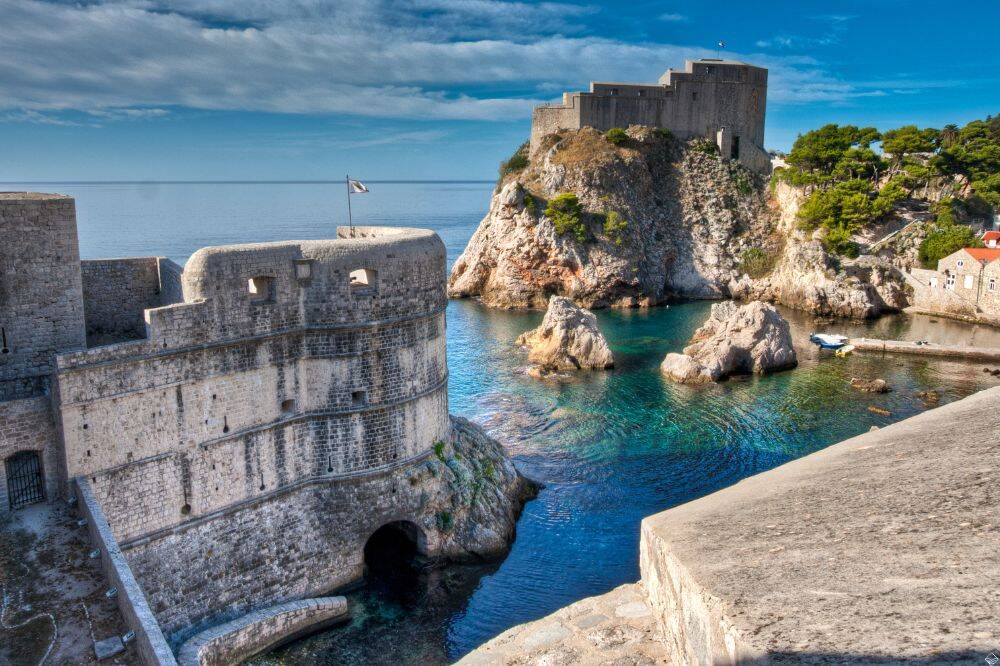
top-left (0, 192), bottom-right (532, 664)
top-left (530, 58), bottom-right (770, 171)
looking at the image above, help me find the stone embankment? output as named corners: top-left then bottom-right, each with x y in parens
top-left (850, 337), bottom-right (1000, 361)
top-left (462, 386), bottom-right (1000, 663)
top-left (661, 301), bottom-right (796, 383)
top-left (516, 296), bottom-right (614, 372)
top-left (448, 127), bottom-right (908, 319)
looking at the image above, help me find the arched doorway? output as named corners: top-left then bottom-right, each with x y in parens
top-left (363, 521), bottom-right (426, 604)
top-left (5, 450), bottom-right (45, 510)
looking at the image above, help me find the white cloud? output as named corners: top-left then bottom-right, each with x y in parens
top-left (658, 13), bottom-right (686, 22)
top-left (0, 0), bottom-right (914, 120)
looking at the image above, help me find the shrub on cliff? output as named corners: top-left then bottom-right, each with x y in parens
top-left (499, 142), bottom-right (530, 179)
top-left (822, 225), bottom-right (860, 258)
top-left (545, 193), bottom-right (587, 242)
top-left (918, 223), bottom-right (983, 268)
top-left (602, 210), bottom-right (628, 245)
top-left (690, 138), bottom-right (718, 155)
top-left (739, 247), bottom-right (777, 278)
top-left (604, 127), bottom-right (629, 146)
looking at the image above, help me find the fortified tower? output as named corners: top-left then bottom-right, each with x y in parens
top-left (530, 58), bottom-right (769, 171)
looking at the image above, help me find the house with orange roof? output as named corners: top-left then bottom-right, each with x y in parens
top-left (911, 247), bottom-right (1000, 323)
top-left (981, 230), bottom-right (1000, 248)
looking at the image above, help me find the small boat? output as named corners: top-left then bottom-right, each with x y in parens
top-left (835, 344), bottom-right (855, 358)
top-left (810, 333), bottom-right (849, 350)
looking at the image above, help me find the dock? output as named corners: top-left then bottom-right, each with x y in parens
top-left (849, 337), bottom-right (1000, 362)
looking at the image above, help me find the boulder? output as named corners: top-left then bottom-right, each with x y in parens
top-left (517, 296), bottom-right (614, 371)
top-left (850, 377), bottom-right (890, 393)
top-left (661, 301), bottom-right (797, 384)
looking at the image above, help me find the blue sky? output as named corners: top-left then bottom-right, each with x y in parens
top-left (1, 0), bottom-right (998, 181)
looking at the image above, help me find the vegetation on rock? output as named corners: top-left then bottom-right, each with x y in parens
top-left (739, 247), bottom-right (777, 278)
top-left (918, 221), bottom-right (984, 268)
top-left (499, 141), bottom-right (530, 179)
top-left (602, 210), bottom-right (628, 245)
top-left (604, 127), bottom-right (629, 145)
top-left (545, 192), bottom-right (587, 242)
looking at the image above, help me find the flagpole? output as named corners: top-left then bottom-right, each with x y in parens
top-left (346, 173), bottom-right (354, 237)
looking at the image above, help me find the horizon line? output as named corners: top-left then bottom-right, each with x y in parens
top-left (0, 179), bottom-right (495, 185)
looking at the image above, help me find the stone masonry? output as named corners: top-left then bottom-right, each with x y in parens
top-left (530, 59), bottom-right (770, 171)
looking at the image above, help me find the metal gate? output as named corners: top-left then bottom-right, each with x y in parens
top-left (5, 451), bottom-right (45, 510)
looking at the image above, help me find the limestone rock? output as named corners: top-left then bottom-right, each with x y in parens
top-left (516, 296), bottom-right (613, 371)
top-left (448, 128), bottom-right (910, 320)
top-left (661, 301), bottom-right (797, 383)
top-left (417, 416), bottom-right (539, 561)
top-left (850, 377), bottom-right (890, 393)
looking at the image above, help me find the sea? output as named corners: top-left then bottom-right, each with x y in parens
top-left (7, 181), bottom-right (1000, 664)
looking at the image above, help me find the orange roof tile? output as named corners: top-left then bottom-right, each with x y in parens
top-left (962, 247), bottom-right (1000, 263)
top-left (982, 230), bottom-right (1000, 242)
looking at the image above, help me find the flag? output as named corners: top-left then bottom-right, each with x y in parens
top-left (349, 179), bottom-right (369, 194)
top-left (718, 41), bottom-right (725, 48)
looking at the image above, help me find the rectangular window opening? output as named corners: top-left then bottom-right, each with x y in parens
top-left (248, 276), bottom-right (275, 304)
top-left (281, 399), bottom-right (296, 414)
top-left (351, 390), bottom-right (366, 406)
top-left (349, 268), bottom-right (377, 289)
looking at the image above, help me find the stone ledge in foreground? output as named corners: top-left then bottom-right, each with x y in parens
top-left (641, 385), bottom-right (1000, 663)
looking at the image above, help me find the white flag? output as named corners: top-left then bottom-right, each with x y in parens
top-left (349, 179), bottom-right (369, 193)
top-left (718, 40), bottom-right (725, 48)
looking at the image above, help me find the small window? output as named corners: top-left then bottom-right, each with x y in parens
top-left (609, 88), bottom-right (619, 96)
top-left (248, 276), bottom-right (275, 304)
top-left (930, 277), bottom-right (938, 288)
top-left (351, 390), bottom-right (366, 406)
top-left (281, 399), bottom-right (296, 414)
top-left (637, 90), bottom-right (646, 97)
top-left (945, 275), bottom-right (956, 290)
top-left (692, 91), bottom-right (698, 101)
top-left (0, 327), bottom-right (9, 355)
top-left (957, 260), bottom-right (964, 268)
top-left (989, 278), bottom-right (997, 292)
top-left (349, 268), bottom-right (377, 288)
top-left (964, 275), bottom-right (974, 289)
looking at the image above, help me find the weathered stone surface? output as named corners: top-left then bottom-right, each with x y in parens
top-left (457, 584), bottom-right (669, 665)
top-left (448, 129), bottom-right (909, 319)
top-left (516, 296), bottom-right (614, 371)
top-left (661, 301), bottom-right (796, 383)
top-left (93, 636), bottom-right (126, 661)
top-left (850, 377), bottom-right (890, 393)
top-left (640, 386), bottom-right (1000, 663)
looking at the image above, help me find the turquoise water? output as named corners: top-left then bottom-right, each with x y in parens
top-left (8, 182), bottom-right (1000, 664)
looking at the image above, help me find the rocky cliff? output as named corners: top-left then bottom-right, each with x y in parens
top-left (449, 126), bottom-right (910, 319)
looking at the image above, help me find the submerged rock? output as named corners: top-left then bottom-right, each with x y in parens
top-left (850, 377), bottom-right (890, 393)
top-left (517, 296), bottom-right (614, 371)
top-left (661, 301), bottom-right (797, 384)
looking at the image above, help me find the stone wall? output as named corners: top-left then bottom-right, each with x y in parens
top-left (0, 193), bottom-right (86, 401)
top-left (907, 259), bottom-right (1000, 325)
top-left (530, 60), bottom-right (768, 171)
top-left (53, 227), bottom-right (454, 643)
top-left (0, 395), bottom-right (59, 511)
top-left (82, 257), bottom-right (164, 343)
top-left (177, 597), bottom-right (348, 666)
top-left (76, 478), bottom-right (177, 666)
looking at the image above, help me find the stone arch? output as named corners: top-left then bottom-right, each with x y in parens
top-left (363, 520), bottom-right (427, 581)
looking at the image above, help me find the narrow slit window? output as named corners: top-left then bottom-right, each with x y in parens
top-left (0, 327), bottom-right (9, 354)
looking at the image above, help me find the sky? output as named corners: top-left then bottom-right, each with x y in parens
top-left (1, 0), bottom-right (998, 181)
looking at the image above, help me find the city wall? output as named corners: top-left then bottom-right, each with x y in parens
top-left (81, 257), bottom-right (184, 343)
top-left (54, 228), bottom-right (452, 642)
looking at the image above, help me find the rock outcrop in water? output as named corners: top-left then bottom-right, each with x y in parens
top-left (423, 416), bottom-right (539, 560)
top-left (661, 301), bottom-right (797, 383)
top-left (448, 127), bottom-right (909, 319)
top-left (517, 296), bottom-right (614, 372)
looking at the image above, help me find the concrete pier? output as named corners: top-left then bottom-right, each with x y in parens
top-left (849, 336), bottom-right (1000, 361)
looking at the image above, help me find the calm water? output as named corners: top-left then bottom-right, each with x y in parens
top-left (9, 182), bottom-right (1000, 664)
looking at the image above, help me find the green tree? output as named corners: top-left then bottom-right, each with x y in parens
top-left (880, 125), bottom-right (939, 160)
top-left (822, 225), bottom-right (859, 258)
top-left (787, 124), bottom-right (880, 177)
top-left (604, 127), bottom-right (629, 145)
top-left (918, 224), bottom-right (983, 268)
top-left (602, 210), bottom-right (628, 245)
top-left (545, 193), bottom-right (587, 242)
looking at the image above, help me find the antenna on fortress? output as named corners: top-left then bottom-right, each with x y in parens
top-left (345, 174), bottom-right (369, 238)
top-left (716, 40), bottom-right (726, 59)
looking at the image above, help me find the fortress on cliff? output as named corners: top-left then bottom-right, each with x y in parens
top-left (530, 58), bottom-right (770, 171)
top-left (0, 192), bottom-right (530, 664)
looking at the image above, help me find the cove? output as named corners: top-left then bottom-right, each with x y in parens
top-left (253, 299), bottom-right (1000, 665)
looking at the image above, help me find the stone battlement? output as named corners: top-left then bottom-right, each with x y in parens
top-left (531, 59), bottom-right (770, 171)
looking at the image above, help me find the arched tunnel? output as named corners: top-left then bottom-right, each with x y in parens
top-left (363, 521), bottom-right (427, 603)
